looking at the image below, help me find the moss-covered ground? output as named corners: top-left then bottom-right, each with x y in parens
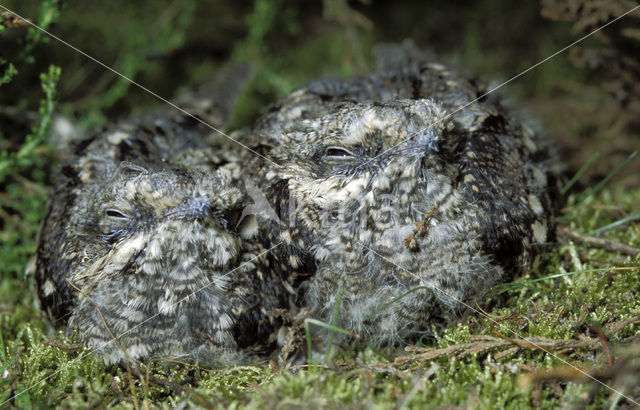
top-left (1, 1), bottom-right (639, 408)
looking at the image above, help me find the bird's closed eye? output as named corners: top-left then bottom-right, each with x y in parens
top-left (105, 208), bottom-right (130, 220)
top-left (325, 146), bottom-right (356, 158)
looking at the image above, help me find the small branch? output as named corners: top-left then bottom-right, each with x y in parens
top-left (0, 11), bottom-right (30, 28)
top-left (588, 326), bottom-right (612, 366)
top-left (556, 226), bottom-right (640, 257)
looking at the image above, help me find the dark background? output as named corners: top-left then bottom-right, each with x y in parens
top-left (1, 0), bottom-right (638, 185)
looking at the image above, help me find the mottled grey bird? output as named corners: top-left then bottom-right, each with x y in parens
top-left (34, 65), bottom-right (290, 364)
top-left (243, 41), bottom-right (562, 346)
top-left (34, 42), bottom-right (562, 363)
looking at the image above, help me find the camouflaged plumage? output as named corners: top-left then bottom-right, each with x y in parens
top-left (242, 41), bottom-right (561, 345)
top-left (34, 42), bottom-right (561, 363)
top-left (34, 65), bottom-right (290, 364)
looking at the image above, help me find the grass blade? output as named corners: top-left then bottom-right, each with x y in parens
top-left (324, 283), bottom-right (343, 365)
top-left (561, 152), bottom-right (600, 195)
top-left (305, 318), bottom-right (389, 363)
top-left (491, 267), bottom-right (636, 295)
top-left (305, 319), bottom-right (314, 370)
top-left (589, 211), bottom-right (640, 235)
top-left (576, 151), bottom-right (637, 206)
top-left (363, 286), bottom-right (432, 322)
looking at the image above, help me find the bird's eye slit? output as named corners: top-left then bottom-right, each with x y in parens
top-left (325, 146), bottom-right (355, 158)
top-left (105, 208), bottom-right (129, 219)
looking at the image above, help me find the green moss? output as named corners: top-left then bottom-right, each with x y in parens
top-left (1, 1), bottom-right (639, 408)
top-left (195, 365), bottom-right (277, 402)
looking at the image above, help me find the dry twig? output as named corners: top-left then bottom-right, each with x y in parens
top-left (0, 11), bottom-right (30, 28)
top-left (395, 335), bottom-right (600, 368)
top-left (557, 226), bottom-right (640, 257)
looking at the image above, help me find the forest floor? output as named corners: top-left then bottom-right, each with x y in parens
top-left (1, 1), bottom-right (639, 408)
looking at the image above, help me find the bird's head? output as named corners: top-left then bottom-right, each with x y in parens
top-left (56, 162), bottom-right (245, 363)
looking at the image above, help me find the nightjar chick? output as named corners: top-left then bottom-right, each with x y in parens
top-left (34, 65), bottom-right (289, 364)
top-left (244, 42), bottom-right (562, 346)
